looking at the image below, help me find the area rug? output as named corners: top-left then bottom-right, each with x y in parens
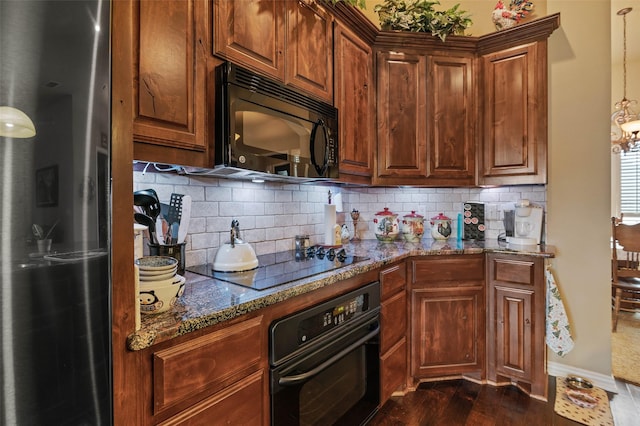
top-left (554, 377), bottom-right (613, 426)
top-left (612, 311), bottom-right (640, 386)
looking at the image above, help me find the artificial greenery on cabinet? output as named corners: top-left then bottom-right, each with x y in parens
top-left (328, 0), bottom-right (472, 41)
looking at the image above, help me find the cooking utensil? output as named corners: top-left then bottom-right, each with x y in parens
top-left (155, 216), bottom-right (165, 245)
top-left (134, 212), bottom-right (157, 244)
top-left (167, 193), bottom-right (184, 244)
top-left (170, 222), bottom-right (179, 244)
top-left (167, 193), bottom-right (184, 224)
top-left (177, 195), bottom-right (191, 244)
top-left (133, 190), bottom-right (161, 223)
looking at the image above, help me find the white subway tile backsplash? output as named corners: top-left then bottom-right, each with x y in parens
top-left (205, 186), bottom-right (232, 201)
top-left (134, 171), bottom-right (546, 265)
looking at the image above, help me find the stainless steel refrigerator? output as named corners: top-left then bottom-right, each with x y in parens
top-left (0, 0), bottom-right (112, 424)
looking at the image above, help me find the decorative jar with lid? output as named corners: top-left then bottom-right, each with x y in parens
top-left (373, 207), bottom-right (399, 242)
top-left (402, 211), bottom-right (424, 242)
top-left (430, 213), bottom-right (452, 240)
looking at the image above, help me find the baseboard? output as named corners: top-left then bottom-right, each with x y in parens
top-left (547, 361), bottom-right (619, 393)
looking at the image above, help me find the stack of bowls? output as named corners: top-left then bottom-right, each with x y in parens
top-left (135, 256), bottom-right (186, 314)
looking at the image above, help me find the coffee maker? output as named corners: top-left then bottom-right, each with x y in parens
top-left (505, 200), bottom-right (543, 246)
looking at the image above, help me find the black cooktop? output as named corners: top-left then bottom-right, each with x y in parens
top-left (187, 247), bottom-right (369, 291)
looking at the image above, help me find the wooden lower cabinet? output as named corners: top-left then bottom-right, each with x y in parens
top-left (486, 253), bottom-right (547, 400)
top-left (409, 255), bottom-right (485, 380)
top-left (379, 262), bottom-right (408, 404)
top-left (411, 286), bottom-right (484, 377)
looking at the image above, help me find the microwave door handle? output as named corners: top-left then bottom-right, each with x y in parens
top-left (310, 119), bottom-right (329, 177)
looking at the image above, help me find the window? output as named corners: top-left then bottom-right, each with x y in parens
top-left (619, 151), bottom-right (640, 223)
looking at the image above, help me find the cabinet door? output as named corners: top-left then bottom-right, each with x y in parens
top-left (486, 253), bottom-right (547, 400)
top-left (375, 51), bottom-right (427, 184)
top-left (213, 0), bottom-right (285, 80)
top-left (479, 42), bottom-right (547, 185)
top-left (286, 0), bottom-right (333, 102)
top-left (411, 286), bottom-right (484, 378)
top-left (493, 286), bottom-right (533, 381)
top-left (133, 0), bottom-right (208, 165)
top-left (426, 54), bottom-right (475, 185)
top-left (334, 23), bottom-right (374, 183)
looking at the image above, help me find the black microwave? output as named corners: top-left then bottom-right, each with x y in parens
top-left (214, 62), bottom-right (339, 180)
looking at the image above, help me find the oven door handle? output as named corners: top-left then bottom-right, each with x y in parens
top-left (278, 323), bottom-right (379, 387)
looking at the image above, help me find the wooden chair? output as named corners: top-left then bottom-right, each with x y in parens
top-left (611, 216), bottom-right (640, 331)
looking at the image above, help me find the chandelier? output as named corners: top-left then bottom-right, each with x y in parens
top-left (611, 7), bottom-right (640, 153)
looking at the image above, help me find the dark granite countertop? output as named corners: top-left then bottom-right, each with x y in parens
top-left (127, 238), bottom-right (555, 351)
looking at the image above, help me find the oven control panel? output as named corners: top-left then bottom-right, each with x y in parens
top-left (299, 294), bottom-right (366, 344)
top-left (269, 281), bottom-right (381, 366)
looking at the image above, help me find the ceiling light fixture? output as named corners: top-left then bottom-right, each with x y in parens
top-left (0, 106), bottom-right (36, 138)
top-left (611, 7), bottom-right (640, 153)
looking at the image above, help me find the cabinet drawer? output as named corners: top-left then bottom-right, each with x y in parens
top-left (158, 370), bottom-right (265, 426)
top-left (490, 256), bottom-right (537, 286)
top-left (381, 290), bottom-right (407, 354)
top-left (380, 262), bottom-right (406, 299)
top-left (411, 255), bottom-right (484, 284)
top-left (380, 338), bottom-right (407, 405)
top-left (153, 316), bottom-right (263, 414)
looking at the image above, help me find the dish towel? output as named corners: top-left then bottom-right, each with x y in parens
top-left (546, 269), bottom-right (575, 356)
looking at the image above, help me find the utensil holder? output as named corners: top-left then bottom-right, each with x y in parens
top-left (148, 242), bottom-right (186, 275)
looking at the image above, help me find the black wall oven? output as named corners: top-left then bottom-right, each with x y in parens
top-left (269, 282), bottom-right (380, 425)
top-left (215, 62), bottom-right (339, 180)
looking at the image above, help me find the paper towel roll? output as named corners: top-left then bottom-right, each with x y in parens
top-left (324, 204), bottom-right (337, 245)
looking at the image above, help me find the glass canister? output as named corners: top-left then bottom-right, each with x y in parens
top-left (430, 212), bottom-right (453, 240)
top-left (402, 211), bottom-right (424, 242)
top-left (373, 207), bottom-right (399, 242)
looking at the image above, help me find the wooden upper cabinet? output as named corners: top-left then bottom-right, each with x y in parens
top-left (426, 54), bottom-right (475, 186)
top-left (334, 23), bottom-right (374, 183)
top-left (213, 0), bottom-right (332, 102)
top-left (213, 0), bottom-right (285, 80)
top-left (286, 0), bottom-right (333, 102)
top-left (375, 51), bottom-right (428, 184)
top-left (479, 42), bottom-right (547, 185)
top-left (132, 0), bottom-right (208, 166)
top-left (375, 50), bottom-right (475, 186)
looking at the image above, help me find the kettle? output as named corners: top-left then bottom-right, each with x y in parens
top-left (213, 220), bottom-right (259, 272)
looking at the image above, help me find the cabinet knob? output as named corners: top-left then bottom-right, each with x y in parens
top-left (525, 318), bottom-right (531, 325)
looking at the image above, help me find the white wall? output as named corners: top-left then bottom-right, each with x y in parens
top-left (546, 0), bottom-right (612, 376)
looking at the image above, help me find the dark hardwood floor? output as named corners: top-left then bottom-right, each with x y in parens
top-left (369, 376), bottom-right (640, 425)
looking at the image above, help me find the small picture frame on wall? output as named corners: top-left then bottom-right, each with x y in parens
top-left (36, 165), bottom-right (58, 207)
